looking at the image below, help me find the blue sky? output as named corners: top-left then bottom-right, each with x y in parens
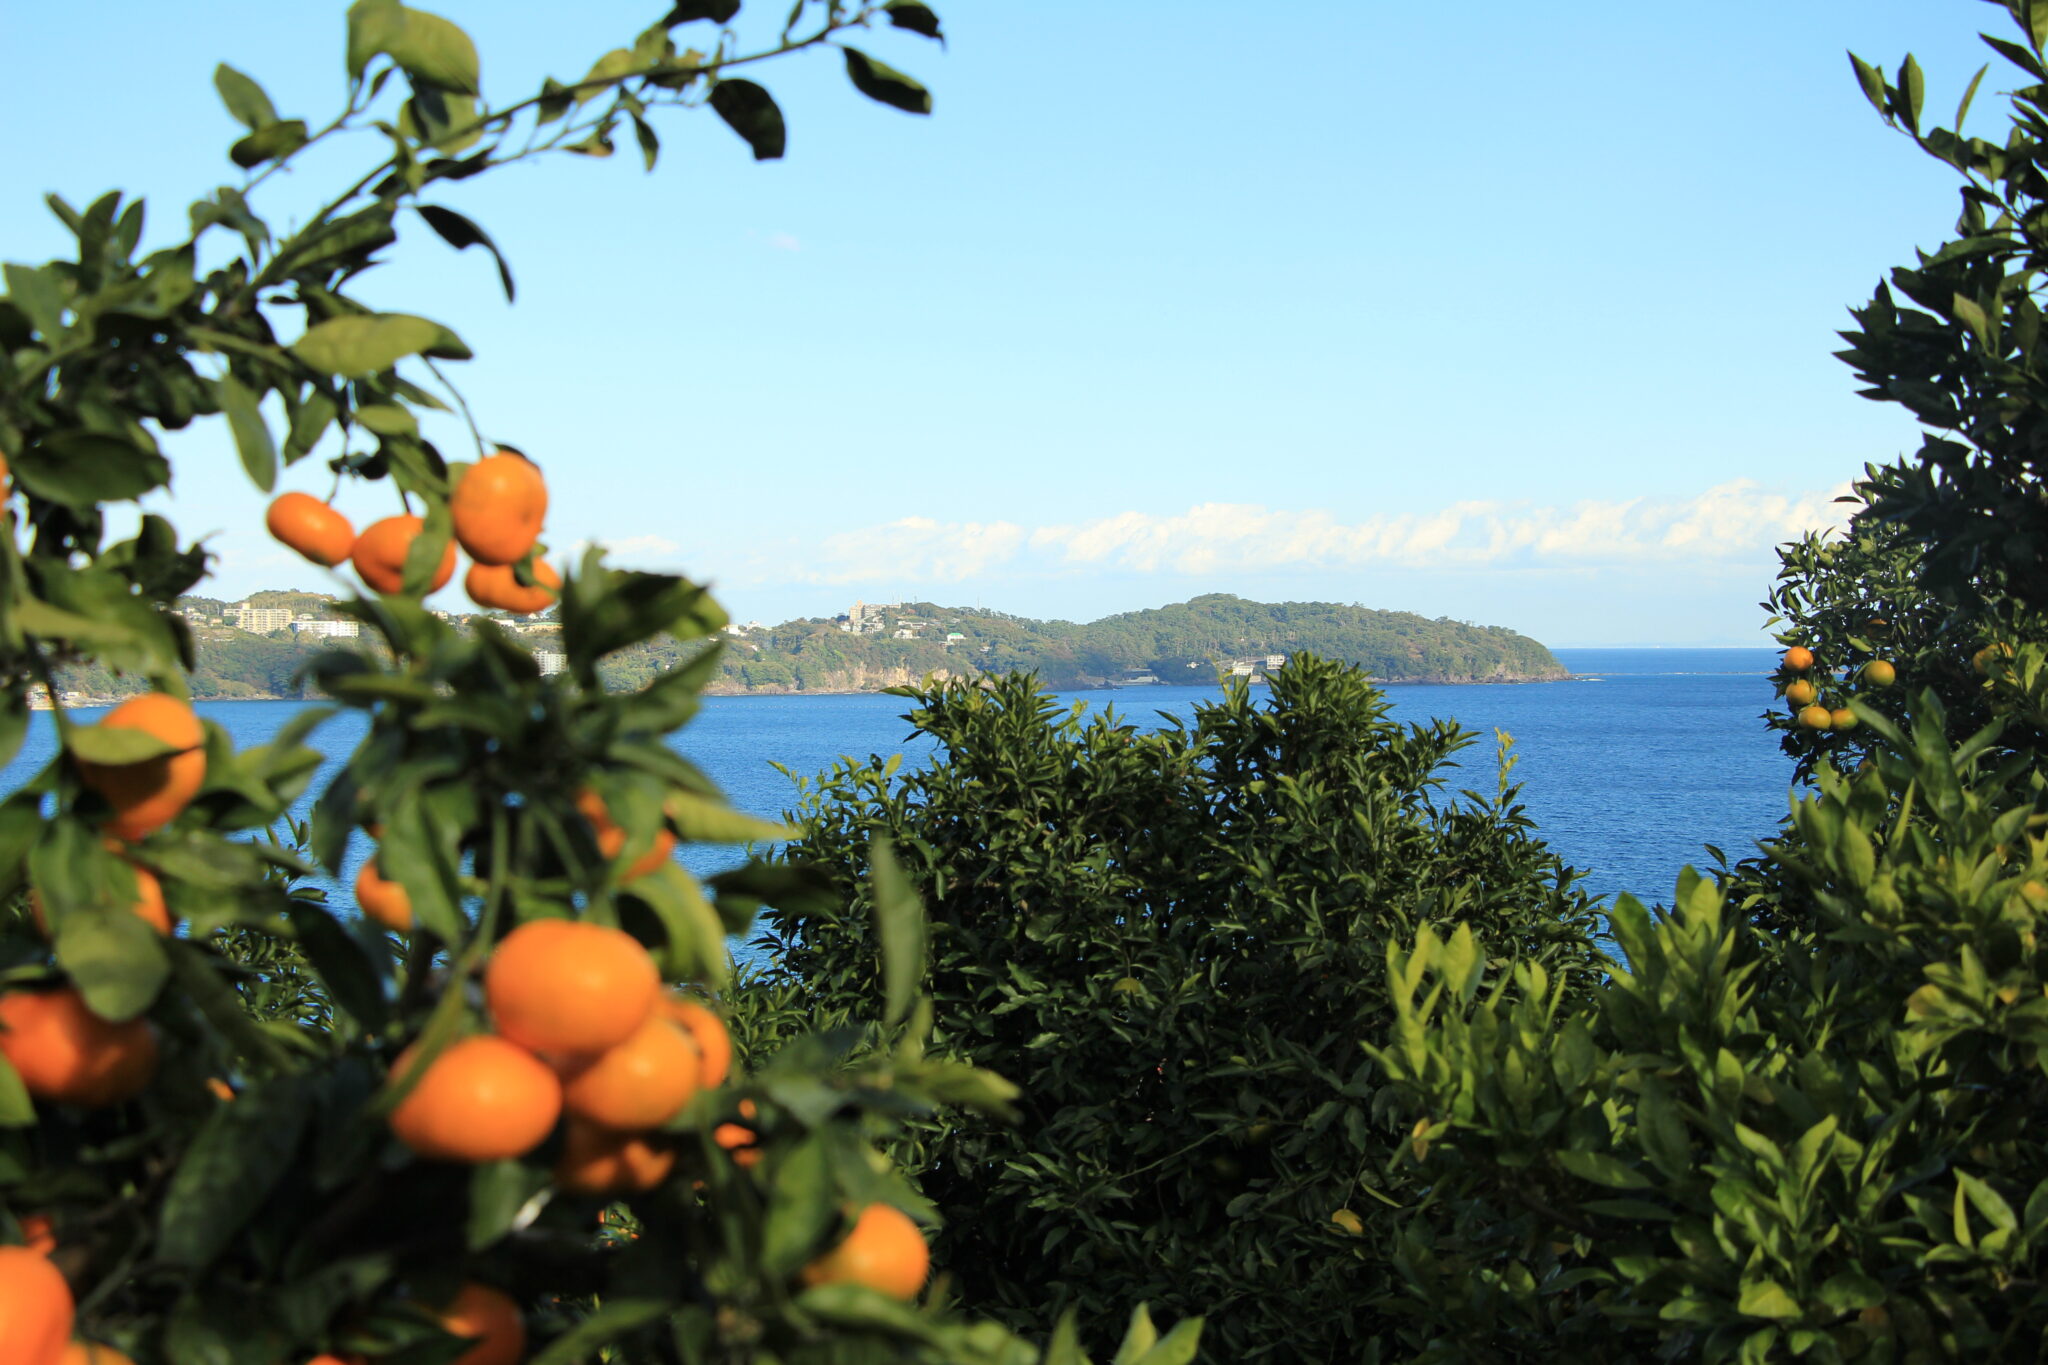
top-left (0, 2), bottom-right (2001, 644)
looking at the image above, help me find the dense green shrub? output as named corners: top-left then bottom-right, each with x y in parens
top-left (741, 656), bottom-right (1607, 1360)
top-left (1359, 9), bottom-right (2048, 1361)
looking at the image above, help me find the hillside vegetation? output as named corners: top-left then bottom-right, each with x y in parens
top-left (55, 593), bottom-right (1565, 702)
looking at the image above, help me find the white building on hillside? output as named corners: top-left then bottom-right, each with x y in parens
top-left (231, 605), bottom-right (295, 633)
top-left (535, 650), bottom-right (567, 677)
top-left (292, 619), bottom-right (360, 639)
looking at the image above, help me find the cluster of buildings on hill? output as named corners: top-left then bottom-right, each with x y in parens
top-left (836, 600), bottom-right (969, 645)
top-left (184, 599), bottom-right (561, 639)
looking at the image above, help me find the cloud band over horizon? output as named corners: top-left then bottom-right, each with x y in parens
top-left (741, 479), bottom-right (1859, 588)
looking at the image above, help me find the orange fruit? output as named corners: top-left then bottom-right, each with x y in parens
top-left (0, 450), bottom-right (10, 502)
top-left (428, 1282), bottom-right (526, 1365)
top-left (1830, 707), bottom-right (1859, 732)
top-left (354, 857), bottom-right (413, 931)
top-left (1861, 659), bottom-right (1896, 687)
top-left (553, 1116), bottom-right (676, 1194)
top-left (265, 492), bottom-right (356, 567)
top-left (664, 998), bottom-right (733, 1088)
top-left (30, 862), bottom-right (170, 938)
top-left (1782, 679), bottom-right (1818, 708)
top-left (73, 693), bottom-right (206, 841)
top-left (0, 1244), bottom-right (73, 1365)
top-left (17, 1212), bottom-right (54, 1255)
top-left (466, 558), bottom-right (560, 614)
top-left (1782, 646), bottom-right (1814, 672)
top-left (304, 1357), bottom-right (367, 1365)
top-left (799, 1204), bottom-right (929, 1301)
top-left (387, 1036), bottom-right (561, 1163)
top-left (573, 789), bottom-right (676, 881)
top-left (1974, 642), bottom-right (2014, 676)
top-left (1796, 704), bottom-right (1833, 731)
top-left (485, 919), bottom-right (660, 1058)
top-left (57, 1344), bottom-right (137, 1365)
top-left (351, 515), bottom-right (456, 596)
top-left (451, 451), bottom-right (548, 566)
top-left (562, 1013), bottom-right (702, 1130)
top-left (715, 1099), bottom-right (762, 1168)
top-left (0, 989), bottom-right (159, 1108)
top-left (205, 1077), bottom-right (237, 1102)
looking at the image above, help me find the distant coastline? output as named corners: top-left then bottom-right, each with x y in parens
top-left (50, 591), bottom-right (1570, 703)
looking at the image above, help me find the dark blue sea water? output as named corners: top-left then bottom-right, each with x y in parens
top-left (1, 649), bottom-right (1794, 938)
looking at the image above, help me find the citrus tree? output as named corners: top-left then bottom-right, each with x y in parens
top-left (0, 4), bottom-right (1203, 1361)
top-left (736, 658), bottom-right (1608, 1361)
top-left (1354, 8), bottom-right (2048, 1361)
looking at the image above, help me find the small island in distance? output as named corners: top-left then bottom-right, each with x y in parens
top-left (42, 591), bottom-right (1568, 704)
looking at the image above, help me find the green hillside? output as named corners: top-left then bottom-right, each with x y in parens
top-left (50, 593), bottom-right (1564, 703)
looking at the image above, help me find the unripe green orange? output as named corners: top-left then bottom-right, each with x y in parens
top-left (1797, 704), bottom-right (1833, 731)
top-left (1830, 707), bottom-right (1859, 731)
top-left (1861, 659), bottom-right (1896, 687)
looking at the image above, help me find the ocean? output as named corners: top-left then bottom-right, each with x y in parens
top-left (2, 648), bottom-right (1795, 943)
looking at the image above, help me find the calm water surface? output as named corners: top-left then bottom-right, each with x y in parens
top-left (1, 648), bottom-right (1793, 941)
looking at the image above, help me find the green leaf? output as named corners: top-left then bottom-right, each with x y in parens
top-left (65, 725), bottom-right (187, 765)
top-left (416, 205), bottom-right (516, 301)
top-left (1112, 1305), bottom-right (1160, 1365)
top-left (354, 2), bottom-right (481, 93)
top-left (1848, 53), bottom-right (1889, 116)
top-left (708, 79), bottom-right (786, 160)
top-left (870, 838), bottom-right (925, 1027)
top-left (216, 374), bottom-right (278, 491)
top-left (1817, 1269), bottom-right (1885, 1314)
top-left (664, 790), bottom-right (787, 844)
top-left (631, 112), bottom-right (660, 171)
top-left (842, 47), bottom-right (931, 114)
top-left (792, 1284), bottom-right (938, 1342)
top-left (158, 1076), bottom-right (311, 1267)
top-left (529, 1300), bottom-right (675, 1365)
top-left (883, 2), bottom-right (943, 41)
top-left (291, 313), bottom-right (470, 378)
top-left (229, 119), bottom-right (310, 169)
top-left (11, 431), bottom-right (169, 507)
top-left (285, 902), bottom-right (390, 1033)
top-left (54, 910), bottom-right (169, 1023)
top-left (1132, 1317), bottom-right (1204, 1365)
top-left (662, 0), bottom-right (740, 23)
top-left (762, 1134), bottom-right (834, 1276)
top-left (467, 1160), bottom-right (548, 1250)
top-left (1895, 54), bottom-right (1924, 131)
top-left (1737, 1279), bottom-right (1802, 1321)
top-left (1555, 1149), bottom-right (1654, 1190)
top-left (353, 403), bottom-right (417, 437)
top-left (213, 63), bottom-right (278, 129)
top-left (0, 1056), bottom-right (32, 1128)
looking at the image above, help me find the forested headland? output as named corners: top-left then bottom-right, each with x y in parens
top-left (49, 592), bottom-right (1566, 702)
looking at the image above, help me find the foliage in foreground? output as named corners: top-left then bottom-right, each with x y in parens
top-left (0, 1), bottom-right (1199, 1361)
top-left (1357, 9), bottom-right (2048, 1361)
top-left (740, 657), bottom-right (1607, 1361)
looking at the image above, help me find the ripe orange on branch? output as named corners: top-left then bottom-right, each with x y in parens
top-left (1782, 646), bottom-right (1815, 672)
top-left (561, 1012), bottom-right (702, 1130)
top-left (425, 1281), bottom-right (527, 1365)
top-left (1796, 704), bottom-right (1834, 731)
top-left (574, 788), bottom-right (676, 881)
top-left (265, 492), bottom-right (356, 567)
top-left (451, 450), bottom-right (548, 566)
top-left (0, 988), bottom-right (159, 1108)
top-left (484, 918), bottom-right (660, 1057)
top-left (800, 1204), bottom-right (930, 1301)
top-left (353, 857), bottom-right (413, 931)
top-left (73, 693), bottom-right (206, 841)
top-left (1782, 679), bottom-right (1818, 708)
top-left (466, 557), bottom-right (560, 614)
top-left (351, 515), bottom-right (456, 595)
top-left (30, 861), bottom-right (171, 938)
top-left (386, 1036), bottom-right (561, 1163)
top-left (665, 997), bottom-right (733, 1087)
top-left (0, 1244), bottom-right (73, 1365)
top-left (554, 1116), bottom-right (676, 1194)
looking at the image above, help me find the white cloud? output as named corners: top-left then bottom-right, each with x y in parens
top-left (748, 480), bottom-right (1858, 588)
top-left (767, 232), bottom-right (801, 252)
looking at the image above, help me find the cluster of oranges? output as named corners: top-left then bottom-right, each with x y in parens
top-left (1779, 645), bottom-right (1893, 732)
top-left (265, 449), bottom-right (558, 615)
top-left (0, 690), bottom-right (212, 1111)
